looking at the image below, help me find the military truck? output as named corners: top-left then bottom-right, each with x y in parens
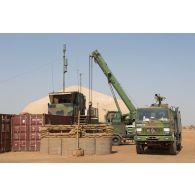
top-left (90, 50), bottom-right (136, 145)
top-left (134, 94), bottom-right (182, 155)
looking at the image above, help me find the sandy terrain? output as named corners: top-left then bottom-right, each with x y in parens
top-left (0, 130), bottom-right (195, 163)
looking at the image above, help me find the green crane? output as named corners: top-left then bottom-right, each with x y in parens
top-left (90, 50), bottom-right (136, 121)
top-left (90, 50), bottom-right (136, 145)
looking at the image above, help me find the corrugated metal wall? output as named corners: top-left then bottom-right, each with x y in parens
top-left (0, 114), bottom-right (12, 153)
top-left (11, 114), bottom-right (74, 151)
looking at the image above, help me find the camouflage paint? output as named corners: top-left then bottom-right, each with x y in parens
top-left (48, 91), bottom-right (86, 117)
top-left (134, 106), bottom-right (182, 143)
top-left (48, 103), bottom-right (74, 116)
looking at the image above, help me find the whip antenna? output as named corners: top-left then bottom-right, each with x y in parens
top-left (63, 44), bottom-right (68, 92)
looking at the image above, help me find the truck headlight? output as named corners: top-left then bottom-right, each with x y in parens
top-left (164, 128), bottom-right (170, 134)
top-left (136, 128), bottom-right (142, 133)
top-left (164, 128), bottom-right (170, 132)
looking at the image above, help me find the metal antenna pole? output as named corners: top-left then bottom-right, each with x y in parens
top-left (77, 69), bottom-right (79, 92)
top-left (77, 110), bottom-right (80, 149)
top-left (63, 44), bottom-right (68, 92)
top-left (79, 73), bottom-right (82, 93)
top-left (51, 64), bottom-right (54, 92)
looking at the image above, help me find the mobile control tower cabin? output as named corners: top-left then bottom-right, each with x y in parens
top-left (48, 91), bottom-right (86, 117)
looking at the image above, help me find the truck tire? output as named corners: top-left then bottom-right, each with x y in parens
top-left (136, 144), bottom-right (144, 154)
top-left (177, 134), bottom-right (182, 151)
top-left (169, 140), bottom-right (177, 155)
top-left (112, 136), bottom-right (121, 146)
top-left (177, 143), bottom-right (182, 151)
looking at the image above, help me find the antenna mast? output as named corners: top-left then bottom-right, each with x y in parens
top-left (79, 73), bottom-right (82, 93)
top-left (63, 44), bottom-right (68, 92)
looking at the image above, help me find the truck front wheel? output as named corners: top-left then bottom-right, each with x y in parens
top-left (177, 134), bottom-right (182, 151)
top-left (136, 144), bottom-right (144, 154)
top-left (169, 140), bottom-right (177, 155)
top-left (177, 143), bottom-right (182, 151)
top-left (112, 136), bottom-right (121, 146)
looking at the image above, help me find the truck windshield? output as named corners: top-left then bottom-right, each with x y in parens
top-left (137, 109), bottom-right (168, 121)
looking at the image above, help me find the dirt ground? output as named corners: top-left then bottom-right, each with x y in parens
top-left (0, 129), bottom-right (195, 163)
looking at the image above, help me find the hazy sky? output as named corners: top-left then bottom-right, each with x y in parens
top-left (0, 33), bottom-right (194, 125)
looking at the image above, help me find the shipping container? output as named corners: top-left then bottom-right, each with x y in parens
top-left (11, 114), bottom-right (73, 152)
top-left (0, 114), bottom-right (12, 153)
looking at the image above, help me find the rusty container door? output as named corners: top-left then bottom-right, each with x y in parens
top-left (0, 114), bottom-right (12, 153)
top-left (0, 132), bottom-right (11, 153)
top-left (11, 114), bottom-right (29, 151)
top-left (11, 114), bottom-right (75, 152)
top-left (29, 114), bottom-right (43, 151)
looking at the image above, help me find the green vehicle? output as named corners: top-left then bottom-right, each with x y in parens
top-left (90, 50), bottom-right (136, 145)
top-left (105, 111), bottom-right (135, 145)
top-left (134, 94), bottom-right (182, 155)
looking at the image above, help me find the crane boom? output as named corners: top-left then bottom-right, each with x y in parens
top-left (90, 50), bottom-right (136, 121)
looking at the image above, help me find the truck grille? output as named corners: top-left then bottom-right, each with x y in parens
top-left (143, 128), bottom-right (162, 135)
top-left (146, 136), bottom-right (159, 141)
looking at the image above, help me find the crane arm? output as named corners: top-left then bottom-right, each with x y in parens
top-left (90, 50), bottom-right (136, 120)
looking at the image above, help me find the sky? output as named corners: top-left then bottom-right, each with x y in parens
top-left (0, 33), bottom-right (194, 125)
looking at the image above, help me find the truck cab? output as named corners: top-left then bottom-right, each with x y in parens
top-left (134, 103), bottom-right (182, 154)
top-left (105, 111), bottom-right (135, 145)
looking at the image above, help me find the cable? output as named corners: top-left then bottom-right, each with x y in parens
top-left (109, 83), bottom-right (121, 113)
top-left (90, 57), bottom-right (93, 104)
top-left (89, 56), bottom-right (91, 103)
top-left (0, 63), bottom-right (50, 86)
